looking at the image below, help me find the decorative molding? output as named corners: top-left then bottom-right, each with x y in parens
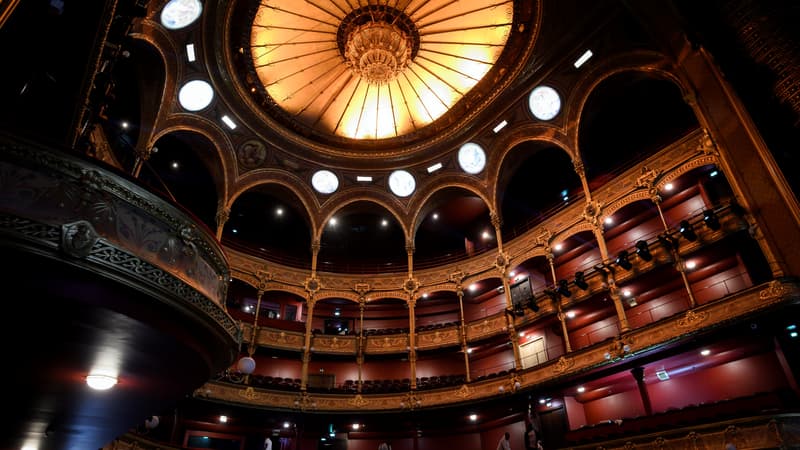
top-left (676, 309), bottom-right (709, 329)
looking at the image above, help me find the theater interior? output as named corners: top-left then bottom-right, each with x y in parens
top-left (1, 1), bottom-right (799, 449)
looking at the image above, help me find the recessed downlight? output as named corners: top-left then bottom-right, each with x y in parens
top-left (178, 79), bottom-right (214, 111)
top-left (86, 373), bottom-right (118, 390)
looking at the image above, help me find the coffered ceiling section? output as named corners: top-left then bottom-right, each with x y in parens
top-left (250, 0), bottom-right (514, 140)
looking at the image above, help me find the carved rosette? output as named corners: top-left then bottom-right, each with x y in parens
top-left (354, 282), bottom-right (370, 297)
top-left (305, 277), bottom-right (321, 295)
top-left (403, 277), bottom-right (419, 296)
top-left (582, 200), bottom-right (604, 229)
top-left (61, 220), bottom-right (99, 258)
top-left (494, 252), bottom-right (510, 273)
top-left (237, 140), bottom-right (268, 170)
top-left (347, 394), bottom-right (369, 408)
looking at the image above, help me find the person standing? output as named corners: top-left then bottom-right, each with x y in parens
top-left (497, 432), bottom-right (511, 450)
top-left (264, 437), bottom-right (272, 450)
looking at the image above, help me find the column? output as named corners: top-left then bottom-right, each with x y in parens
top-left (547, 249), bottom-right (572, 353)
top-left (245, 289), bottom-right (264, 384)
top-left (493, 212), bottom-right (522, 369)
top-left (357, 298), bottom-right (365, 392)
top-left (652, 193), bottom-right (697, 308)
top-left (590, 223), bottom-right (629, 331)
top-left (631, 366), bottom-right (653, 415)
top-left (408, 296), bottom-right (417, 390)
top-left (300, 296), bottom-right (316, 391)
top-left (456, 287), bottom-right (471, 382)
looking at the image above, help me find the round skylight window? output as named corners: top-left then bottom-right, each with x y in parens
top-left (458, 142), bottom-right (486, 174)
top-left (178, 80), bottom-right (214, 111)
top-left (388, 170), bottom-right (415, 197)
top-left (160, 0), bottom-right (203, 30)
top-left (528, 85), bottom-right (561, 121)
top-left (312, 170), bottom-right (339, 194)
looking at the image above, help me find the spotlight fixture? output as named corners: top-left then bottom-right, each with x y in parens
top-left (658, 233), bottom-right (678, 250)
top-left (703, 209), bottom-right (721, 230)
top-left (557, 279), bottom-right (572, 297)
top-left (635, 240), bottom-right (652, 261)
top-left (616, 250), bottom-right (633, 270)
top-left (679, 220), bottom-right (697, 241)
top-left (544, 289), bottom-right (560, 302)
top-left (574, 271), bottom-right (589, 290)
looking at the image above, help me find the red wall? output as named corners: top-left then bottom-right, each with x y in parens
top-left (646, 352), bottom-right (789, 411)
top-left (582, 388), bottom-right (646, 424)
top-left (564, 396), bottom-right (586, 429)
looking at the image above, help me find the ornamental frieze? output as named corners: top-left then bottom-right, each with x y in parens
top-left (416, 328), bottom-right (459, 350)
top-left (466, 315), bottom-right (506, 340)
top-left (365, 335), bottom-right (409, 353)
top-left (313, 335), bottom-right (356, 354)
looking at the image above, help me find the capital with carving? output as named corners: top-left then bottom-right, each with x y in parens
top-left (311, 239), bottom-right (321, 254)
top-left (215, 206), bottom-right (230, 227)
top-left (572, 158), bottom-right (585, 176)
top-left (305, 276), bottom-right (321, 295)
top-left (405, 240), bottom-right (415, 255)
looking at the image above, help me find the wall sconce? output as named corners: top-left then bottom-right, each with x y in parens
top-left (574, 271), bottom-right (588, 290)
top-left (616, 250), bottom-right (633, 270)
top-left (679, 220), bottom-right (697, 241)
top-left (635, 240), bottom-right (652, 261)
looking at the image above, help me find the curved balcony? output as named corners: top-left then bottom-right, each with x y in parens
top-left (0, 132), bottom-right (239, 450)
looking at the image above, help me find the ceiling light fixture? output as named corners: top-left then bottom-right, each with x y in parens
top-left (178, 79), bottom-right (214, 111)
top-left (469, 414), bottom-right (477, 422)
top-left (356, 175), bottom-right (373, 182)
top-left (573, 49), bottom-right (593, 68)
top-left (186, 43), bottom-right (196, 62)
top-left (219, 415), bottom-right (228, 423)
top-left (664, 182), bottom-right (674, 191)
top-left (86, 373), bottom-right (118, 390)
top-left (493, 120), bottom-right (508, 133)
top-left (427, 163), bottom-right (443, 173)
top-left (700, 349), bottom-right (711, 356)
top-left (221, 115), bottom-right (237, 130)
top-left (577, 386), bottom-right (586, 393)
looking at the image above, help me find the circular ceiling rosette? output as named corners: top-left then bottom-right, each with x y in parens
top-left (250, 0), bottom-right (514, 140)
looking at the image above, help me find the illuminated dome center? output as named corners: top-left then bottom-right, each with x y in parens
top-left (344, 20), bottom-right (412, 85)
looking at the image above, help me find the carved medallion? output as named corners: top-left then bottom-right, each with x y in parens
top-left (237, 140), bottom-right (268, 169)
top-left (61, 220), bottom-right (98, 258)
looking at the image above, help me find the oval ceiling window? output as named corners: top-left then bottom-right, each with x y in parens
top-left (388, 170), bottom-right (416, 197)
top-left (178, 79), bottom-right (214, 111)
top-left (458, 142), bottom-right (486, 174)
top-left (160, 0), bottom-right (203, 30)
top-left (528, 85), bottom-right (561, 121)
top-left (312, 170), bottom-right (339, 194)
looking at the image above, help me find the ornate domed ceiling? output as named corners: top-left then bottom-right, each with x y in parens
top-left (249, 1), bottom-right (513, 141)
top-left (225, 0), bottom-right (537, 157)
